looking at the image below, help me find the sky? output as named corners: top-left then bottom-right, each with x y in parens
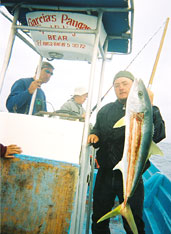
top-left (0, 0), bottom-right (171, 143)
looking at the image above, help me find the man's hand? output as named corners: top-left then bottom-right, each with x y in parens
top-left (5, 145), bottom-right (22, 158)
top-left (87, 134), bottom-right (99, 144)
top-left (28, 80), bottom-right (42, 94)
top-left (82, 113), bottom-right (86, 118)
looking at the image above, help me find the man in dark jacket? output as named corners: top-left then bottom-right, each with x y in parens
top-left (6, 61), bottom-right (54, 115)
top-left (88, 71), bottom-right (166, 234)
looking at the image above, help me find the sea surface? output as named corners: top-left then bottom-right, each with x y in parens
top-left (150, 141), bottom-right (171, 180)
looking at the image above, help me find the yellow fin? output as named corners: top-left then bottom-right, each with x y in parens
top-left (97, 203), bottom-right (138, 234)
top-left (113, 160), bottom-right (123, 171)
top-left (121, 203), bottom-right (138, 234)
top-left (148, 141), bottom-right (164, 159)
top-left (113, 116), bottom-right (125, 128)
top-left (97, 204), bottom-right (122, 223)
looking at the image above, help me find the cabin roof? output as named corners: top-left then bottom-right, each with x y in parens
top-left (1, 0), bottom-right (134, 54)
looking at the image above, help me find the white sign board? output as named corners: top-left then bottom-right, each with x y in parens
top-left (26, 11), bottom-right (107, 61)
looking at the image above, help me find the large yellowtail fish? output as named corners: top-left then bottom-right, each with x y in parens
top-left (97, 79), bottom-right (163, 234)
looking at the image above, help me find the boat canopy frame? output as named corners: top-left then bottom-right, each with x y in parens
top-left (1, 1), bottom-right (134, 54)
top-left (0, 1), bottom-right (134, 233)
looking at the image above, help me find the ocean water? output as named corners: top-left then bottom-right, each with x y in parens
top-left (150, 141), bottom-right (171, 180)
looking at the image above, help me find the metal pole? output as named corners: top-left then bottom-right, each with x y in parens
top-left (0, 8), bottom-right (19, 94)
top-left (15, 31), bottom-right (41, 55)
top-left (75, 11), bottom-right (103, 234)
top-left (96, 40), bottom-right (108, 113)
top-left (85, 147), bottom-right (96, 234)
top-left (15, 25), bottom-right (97, 34)
top-left (28, 56), bottom-right (43, 115)
top-left (148, 17), bottom-right (170, 89)
top-left (129, 0), bottom-right (134, 54)
top-left (85, 40), bottom-right (108, 234)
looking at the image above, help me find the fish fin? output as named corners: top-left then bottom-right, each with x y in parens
top-left (113, 162), bottom-right (126, 198)
top-left (148, 141), bottom-right (164, 159)
top-left (97, 203), bottom-right (138, 234)
top-left (97, 204), bottom-right (122, 223)
top-left (120, 203), bottom-right (138, 234)
top-left (113, 160), bottom-right (122, 171)
top-left (113, 116), bottom-right (125, 128)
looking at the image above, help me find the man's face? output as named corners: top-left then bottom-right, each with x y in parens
top-left (39, 67), bottom-right (54, 83)
top-left (114, 77), bottom-right (133, 101)
top-left (75, 93), bottom-right (88, 104)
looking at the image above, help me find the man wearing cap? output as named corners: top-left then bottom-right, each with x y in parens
top-left (88, 71), bottom-right (165, 233)
top-left (60, 86), bottom-right (88, 118)
top-left (6, 61), bottom-right (54, 115)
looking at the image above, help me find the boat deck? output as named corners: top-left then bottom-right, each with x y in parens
top-left (83, 199), bottom-right (126, 234)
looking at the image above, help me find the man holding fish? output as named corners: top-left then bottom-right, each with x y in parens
top-left (88, 71), bottom-right (166, 234)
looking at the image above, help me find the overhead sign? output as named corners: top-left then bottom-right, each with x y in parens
top-left (26, 11), bottom-right (107, 61)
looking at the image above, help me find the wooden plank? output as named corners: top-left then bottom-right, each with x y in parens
top-left (0, 155), bottom-right (79, 234)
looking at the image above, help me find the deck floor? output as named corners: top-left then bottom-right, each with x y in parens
top-left (109, 216), bottom-right (126, 234)
top-left (84, 199), bottom-right (126, 234)
top-left (84, 212), bottom-right (126, 234)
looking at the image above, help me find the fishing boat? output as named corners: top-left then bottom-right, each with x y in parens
top-left (0, 1), bottom-right (170, 234)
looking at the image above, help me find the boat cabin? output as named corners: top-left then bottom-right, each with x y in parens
top-left (0, 1), bottom-right (134, 233)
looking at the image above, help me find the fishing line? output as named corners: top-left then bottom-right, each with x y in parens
top-left (91, 19), bottom-right (168, 113)
top-left (125, 19), bottom-right (167, 70)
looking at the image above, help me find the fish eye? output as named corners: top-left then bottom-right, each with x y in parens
top-left (138, 91), bottom-right (143, 98)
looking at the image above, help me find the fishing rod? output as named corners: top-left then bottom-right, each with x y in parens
top-left (148, 17), bottom-right (170, 89)
top-left (91, 17), bottom-right (170, 113)
top-left (91, 85), bottom-right (113, 112)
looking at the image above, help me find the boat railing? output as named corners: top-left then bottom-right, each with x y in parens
top-left (143, 163), bottom-right (171, 234)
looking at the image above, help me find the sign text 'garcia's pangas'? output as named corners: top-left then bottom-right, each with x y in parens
top-left (26, 11), bottom-right (106, 61)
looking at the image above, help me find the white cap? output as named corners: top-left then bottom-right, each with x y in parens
top-left (74, 86), bottom-right (88, 96)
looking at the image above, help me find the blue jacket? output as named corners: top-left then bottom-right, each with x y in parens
top-left (6, 78), bottom-right (47, 114)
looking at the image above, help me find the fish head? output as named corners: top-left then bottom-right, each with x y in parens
top-left (126, 78), bottom-right (152, 115)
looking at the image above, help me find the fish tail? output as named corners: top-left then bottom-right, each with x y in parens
top-left (97, 202), bottom-right (138, 234)
top-left (97, 203), bottom-right (122, 223)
